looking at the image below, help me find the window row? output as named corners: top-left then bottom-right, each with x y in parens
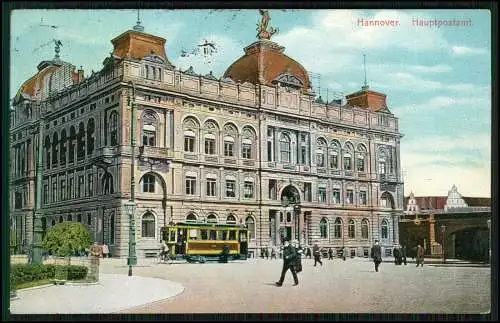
top-left (318, 218), bottom-right (390, 240)
top-left (185, 176), bottom-right (255, 199)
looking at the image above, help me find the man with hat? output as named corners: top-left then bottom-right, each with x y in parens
top-left (370, 239), bottom-right (383, 272)
top-left (275, 237), bottom-right (299, 286)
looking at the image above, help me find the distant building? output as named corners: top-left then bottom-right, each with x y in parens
top-left (401, 185), bottom-right (491, 261)
top-left (10, 12), bottom-right (404, 259)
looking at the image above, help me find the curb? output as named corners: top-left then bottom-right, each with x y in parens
top-left (65, 281), bottom-right (100, 286)
top-left (16, 283), bottom-right (54, 292)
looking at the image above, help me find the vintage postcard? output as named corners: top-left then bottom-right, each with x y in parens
top-left (7, 6), bottom-right (492, 317)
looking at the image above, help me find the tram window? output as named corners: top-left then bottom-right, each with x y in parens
top-left (169, 230), bottom-right (176, 242)
top-left (189, 228), bottom-right (198, 240)
top-left (201, 229), bottom-right (208, 240)
top-left (229, 230), bottom-right (236, 240)
top-left (209, 230), bottom-right (217, 240)
top-left (222, 231), bottom-right (228, 240)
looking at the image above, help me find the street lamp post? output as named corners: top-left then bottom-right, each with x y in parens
top-left (127, 81), bottom-right (138, 274)
top-left (440, 224), bottom-right (446, 264)
top-left (487, 219), bottom-right (491, 264)
top-left (31, 113), bottom-right (45, 264)
top-left (125, 200), bottom-right (137, 276)
top-left (294, 204), bottom-right (301, 247)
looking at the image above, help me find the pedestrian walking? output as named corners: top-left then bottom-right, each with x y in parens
top-left (275, 237), bottom-right (299, 287)
top-left (328, 247), bottom-right (334, 260)
top-left (401, 245), bottom-right (407, 265)
top-left (313, 242), bottom-right (323, 266)
top-left (306, 246), bottom-right (312, 259)
top-left (102, 243), bottom-right (109, 258)
top-left (292, 240), bottom-right (303, 273)
top-left (265, 246), bottom-right (269, 260)
top-left (416, 244), bottom-right (425, 267)
top-left (370, 240), bottom-right (382, 272)
top-left (342, 246), bottom-right (347, 261)
top-left (393, 245), bottom-right (401, 265)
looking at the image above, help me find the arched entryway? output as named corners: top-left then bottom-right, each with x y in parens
top-left (279, 185), bottom-right (301, 243)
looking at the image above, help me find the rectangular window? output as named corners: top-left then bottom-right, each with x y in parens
top-left (205, 138), bottom-right (215, 155)
top-left (78, 175), bottom-right (84, 198)
top-left (43, 184), bottom-right (49, 204)
top-left (332, 188), bottom-right (341, 204)
top-left (143, 130), bottom-right (156, 147)
top-left (280, 141), bottom-right (290, 163)
top-left (185, 176), bottom-right (196, 195)
top-left (244, 181), bottom-right (254, 199)
top-left (318, 187), bottom-right (327, 203)
top-left (206, 179), bottom-right (216, 197)
top-left (304, 183), bottom-right (312, 202)
top-left (87, 174), bottom-right (94, 197)
top-left (346, 189), bottom-right (354, 204)
top-left (201, 230), bottom-right (208, 240)
top-left (267, 126), bottom-right (273, 137)
top-left (360, 191), bottom-right (367, 205)
top-left (184, 136), bottom-right (195, 152)
top-left (330, 154), bottom-right (339, 169)
top-left (356, 157), bottom-right (365, 172)
top-left (68, 177), bottom-right (74, 200)
top-left (60, 179), bottom-right (66, 201)
top-left (378, 162), bottom-right (386, 175)
top-left (269, 179), bottom-right (277, 200)
top-left (226, 180), bottom-right (236, 197)
top-left (317, 153), bottom-right (325, 167)
top-left (242, 144), bottom-right (252, 159)
top-left (224, 142), bottom-right (234, 157)
top-left (267, 141), bottom-right (273, 162)
top-left (344, 157), bottom-right (352, 170)
top-left (300, 146), bottom-right (307, 165)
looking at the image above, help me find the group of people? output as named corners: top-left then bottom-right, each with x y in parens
top-left (392, 244), bottom-right (407, 265)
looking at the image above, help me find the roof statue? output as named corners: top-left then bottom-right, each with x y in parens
top-left (257, 9), bottom-right (278, 40)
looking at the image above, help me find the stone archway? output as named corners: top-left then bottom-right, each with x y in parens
top-left (279, 185), bottom-right (301, 243)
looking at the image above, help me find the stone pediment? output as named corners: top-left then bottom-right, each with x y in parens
top-left (273, 73), bottom-right (304, 88)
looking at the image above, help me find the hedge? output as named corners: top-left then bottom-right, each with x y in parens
top-left (11, 264), bottom-right (88, 288)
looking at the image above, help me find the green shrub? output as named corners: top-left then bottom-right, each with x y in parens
top-left (42, 222), bottom-right (92, 258)
top-left (10, 264), bottom-right (87, 288)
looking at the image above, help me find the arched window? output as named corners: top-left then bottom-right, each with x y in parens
top-left (60, 129), bottom-right (67, 165)
top-left (51, 219), bottom-right (56, 226)
top-left (44, 136), bottom-right (51, 169)
top-left (280, 133), bottom-right (291, 163)
top-left (77, 122), bottom-right (85, 160)
top-left (348, 219), bottom-right (355, 239)
top-left (102, 172), bottom-right (114, 194)
top-left (207, 214), bottom-right (218, 223)
top-left (51, 132), bottom-right (59, 166)
top-left (226, 214), bottom-right (236, 224)
top-left (330, 140), bottom-right (340, 169)
top-left (69, 126), bottom-right (76, 163)
top-left (142, 173), bottom-right (155, 193)
top-left (361, 219), bottom-right (369, 239)
top-left (59, 216), bottom-right (63, 223)
top-left (343, 142), bottom-right (354, 171)
top-left (378, 149), bottom-right (387, 175)
top-left (67, 214), bottom-right (73, 222)
top-left (245, 216), bottom-right (255, 240)
top-left (87, 118), bottom-right (95, 155)
top-left (186, 213), bottom-right (197, 222)
top-left (241, 126), bottom-right (256, 159)
top-left (316, 138), bottom-right (327, 167)
top-left (381, 219), bottom-right (389, 239)
top-left (356, 144), bottom-right (366, 172)
top-left (109, 213), bottom-right (115, 245)
top-left (77, 214), bottom-right (82, 222)
top-left (334, 217), bottom-right (342, 239)
top-left (223, 123), bottom-right (238, 157)
top-left (141, 212), bottom-right (156, 238)
top-left (203, 120), bottom-right (218, 155)
top-left (319, 218), bottom-right (328, 238)
top-left (183, 117), bottom-right (199, 153)
top-left (109, 111), bottom-right (118, 146)
top-left (142, 111), bottom-right (158, 147)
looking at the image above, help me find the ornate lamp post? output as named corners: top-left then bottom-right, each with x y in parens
top-left (126, 80), bottom-right (138, 274)
top-left (487, 219), bottom-right (491, 264)
top-left (125, 200), bottom-right (137, 276)
top-left (440, 224), bottom-right (446, 264)
top-left (31, 111), bottom-right (45, 264)
top-left (293, 204), bottom-right (301, 247)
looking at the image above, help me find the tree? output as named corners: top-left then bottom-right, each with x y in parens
top-left (42, 222), bottom-right (92, 258)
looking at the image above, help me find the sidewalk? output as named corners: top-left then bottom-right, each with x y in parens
top-left (9, 274), bottom-right (184, 314)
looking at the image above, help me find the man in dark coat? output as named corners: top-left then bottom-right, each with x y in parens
top-left (275, 238), bottom-right (299, 286)
top-left (401, 245), bottom-right (407, 265)
top-left (328, 247), bottom-right (334, 260)
top-left (370, 240), bottom-right (382, 272)
top-left (416, 244), bottom-right (425, 267)
top-left (393, 245), bottom-right (401, 265)
top-left (312, 242), bottom-right (323, 266)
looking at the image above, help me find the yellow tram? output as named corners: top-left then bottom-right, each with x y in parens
top-left (160, 221), bottom-right (249, 262)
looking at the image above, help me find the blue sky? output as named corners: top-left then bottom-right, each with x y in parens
top-left (10, 9), bottom-right (491, 197)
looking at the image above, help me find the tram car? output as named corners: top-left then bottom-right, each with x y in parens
top-left (160, 221), bottom-right (249, 263)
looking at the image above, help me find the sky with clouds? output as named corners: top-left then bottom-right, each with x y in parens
top-left (10, 9), bottom-right (491, 197)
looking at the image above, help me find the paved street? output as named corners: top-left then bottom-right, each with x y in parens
top-left (101, 257), bottom-right (490, 314)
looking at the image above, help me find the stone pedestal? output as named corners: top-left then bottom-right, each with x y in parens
top-left (88, 256), bottom-right (100, 282)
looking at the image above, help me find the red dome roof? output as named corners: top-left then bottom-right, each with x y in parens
top-left (223, 40), bottom-right (311, 90)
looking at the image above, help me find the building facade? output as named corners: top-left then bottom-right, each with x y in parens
top-left (401, 185), bottom-right (491, 261)
top-left (10, 16), bottom-right (404, 259)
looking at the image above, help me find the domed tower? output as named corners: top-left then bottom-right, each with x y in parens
top-left (223, 9), bottom-right (312, 94)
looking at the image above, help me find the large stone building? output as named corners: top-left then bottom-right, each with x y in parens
top-left (10, 13), bottom-right (404, 259)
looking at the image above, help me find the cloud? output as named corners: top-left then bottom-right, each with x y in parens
top-left (406, 64), bottom-right (452, 73)
top-left (451, 46), bottom-right (488, 56)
